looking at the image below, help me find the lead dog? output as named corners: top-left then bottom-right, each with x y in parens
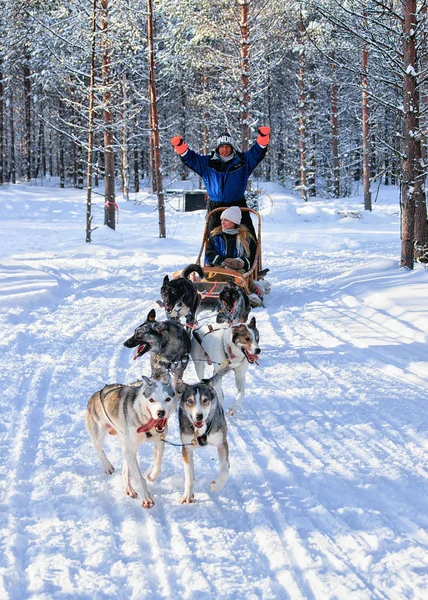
top-left (160, 263), bottom-right (204, 328)
top-left (216, 280), bottom-right (251, 325)
top-left (123, 309), bottom-right (190, 387)
top-left (85, 376), bottom-right (176, 509)
top-left (178, 369), bottom-right (230, 504)
top-left (191, 317), bottom-right (260, 415)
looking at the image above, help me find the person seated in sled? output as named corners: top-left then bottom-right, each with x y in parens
top-left (205, 206), bottom-right (256, 272)
top-left (170, 127), bottom-right (271, 239)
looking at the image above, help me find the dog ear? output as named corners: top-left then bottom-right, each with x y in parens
top-left (147, 308), bottom-right (156, 322)
top-left (249, 316), bottom-right (256, 328)
top-left (163, 275), bottom-right (169, 285)
top-left (140, 375), bottom-right (152, 395)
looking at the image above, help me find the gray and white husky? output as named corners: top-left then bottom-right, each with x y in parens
top-left (178, 370), bottom-right (230, 504)
top-left (191, 317), bottom-right (260, 415)
top-left (123, 309), bottom-right (190, 387)
top-left (85, 376), bottom-right (176, 509)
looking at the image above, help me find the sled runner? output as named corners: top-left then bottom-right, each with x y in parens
top-left (174, 207), bottom-right (266, 304)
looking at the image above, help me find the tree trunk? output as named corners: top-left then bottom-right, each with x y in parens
top-left (414, 3), bottom-right (428, 260)
top-left (120, 75), bottom-right (129, 200)
top-left (58, 99), bottom-right (65, 187)
top-left (180, 84), bottom-right (188, 180)
top-left (133, 113), bottom-right (140, 193)
top-left (9, 87), bottom-right (16, 183)
top-left (147, 0), bottom-right (166, 238)
top-left (203, 72), bottom-right (209, 155)
top-left (148, 106), bottom-right (156, 193)
top-left (307, 71), bottom-right (316, 197)
top-left (362, 7), bottom-right (372, 211)
top-left (35, 119), bottom-right (45, 180)
top-left (298, 18), bottom-right (307, 201)
top-left (86, 0), bottom-right (97, 243)
top-left (0, 59), bottom-right (3, 185)
top-left (331, 57), bottom-right (340, 198)
top-left (401, 0), bottom-right (426, 268)
top-left (23, 60), bottom-right (32, 181)
top-left (101, 0), bottom-right (116, 230)
top-left (240, 0), bottom-right (251, 151)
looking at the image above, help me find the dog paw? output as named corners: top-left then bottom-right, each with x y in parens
top-left (210, 479), bottom-right (226, 492)
top-left (147, 470), bottom-right (160, 482)
top-left (142, 496), bottom-right (154, 509)
top-left (125, 486), bottom-right (138, 499)
top-left (228, 407), bottom-right (237, 417)
top-left (103, 463), bottom-right (115, 475)
top-left (179, 495), bottom-right (195, 504)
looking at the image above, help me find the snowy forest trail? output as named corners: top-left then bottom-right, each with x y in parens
top-left (1, 185), bottom-right (427, 599)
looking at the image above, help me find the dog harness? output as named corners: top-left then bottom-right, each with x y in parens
top-left (152, 352), bottom-right (189, 374)
top-left (193, 324), bottom-right (238, 367)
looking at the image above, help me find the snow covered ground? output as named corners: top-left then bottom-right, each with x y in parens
top-left (0, 181), bottom-right (427, 599)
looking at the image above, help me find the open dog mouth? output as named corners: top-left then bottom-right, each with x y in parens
top-left (222, 299), bottom-right (237, 313)
top-left (155, 418), bottom-right (168, 433)
top-left (194, 420), bottom-right (205, 429)
top-left (243, 348), bottom-right (259, 364)
top-left (133, 343), bottom-right (150, 360)
top-left (137, 416), bottom-right (168, 434)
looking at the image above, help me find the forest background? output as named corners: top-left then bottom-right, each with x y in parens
top-left (0, 0), bottom-right (427, 266)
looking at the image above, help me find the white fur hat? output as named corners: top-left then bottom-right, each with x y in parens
top-left (221, 206), bottom-right (242, 225)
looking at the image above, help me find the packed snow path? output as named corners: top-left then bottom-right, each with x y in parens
top-left (0, 184), bottom-right (427, 599)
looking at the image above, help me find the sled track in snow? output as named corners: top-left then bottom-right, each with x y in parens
top-left (1, 260), bottom-right (427, 598)
top-left (2, 364), bottom-right (54, 598)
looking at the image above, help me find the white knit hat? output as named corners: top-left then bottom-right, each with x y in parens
top-left (221, 206), bottom-right (242, 225)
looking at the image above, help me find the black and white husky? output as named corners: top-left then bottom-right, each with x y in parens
top-left (216, 280), bottom-right (251, 325)
top-left (178, 371), bottom-right (229, 504)
top-left (160, 264), bottom-right (204, 328)
top-left (191, 317), bottom-right (260, 415)
top-left (85, 376), bottom-right (176, 509)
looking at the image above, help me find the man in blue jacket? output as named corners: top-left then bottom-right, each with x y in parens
top-left (171, 127), bottom-right (270, 238)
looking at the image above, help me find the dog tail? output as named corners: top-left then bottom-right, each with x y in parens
top-left (181, 263), bottom-right (204, 280)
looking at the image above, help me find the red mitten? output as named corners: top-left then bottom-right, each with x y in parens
top-left (256, 126), bottom-right (270, 146)
top-left (171, 135), bottom-right (189, 155)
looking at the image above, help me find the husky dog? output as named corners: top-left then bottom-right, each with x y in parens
top-left (123, 309), bottom-right (190, 387)
top-left (191, 317), bottom-right (260, 416)
top-left (216, 280), bottom-right (251, 325)
top-left (160, 264), bottom-right (204, 328)
top-left (178, 370), bottom-right (230, 504)
top-left (85, 376), bottom-right (176, 509)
